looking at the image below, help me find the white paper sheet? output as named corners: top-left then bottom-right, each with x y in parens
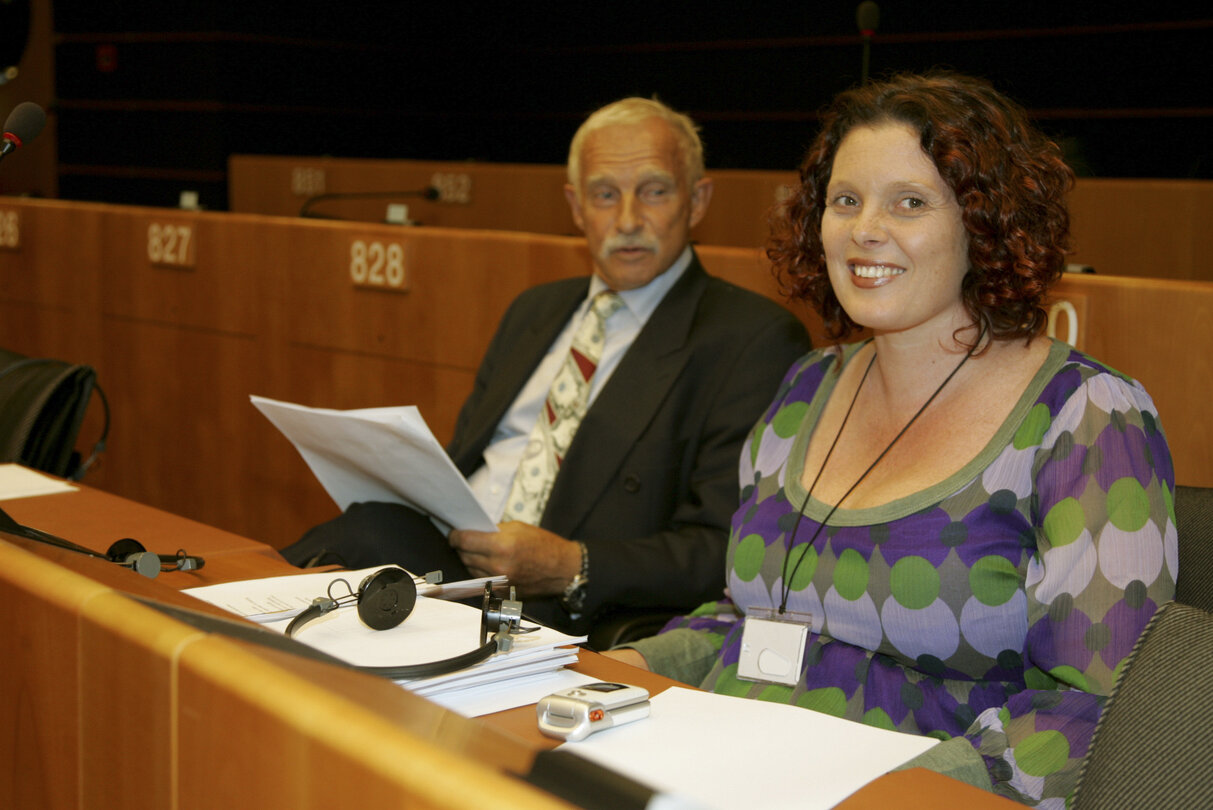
top-left (184, 566), bottom-right (503, 622)
top-left (183, 567), bottom-right (585, 703)
top-left (250, 395), bottom-right (496, 532)
top-left (426, 668), bottom-right (598, 718)
top-left (560, 687), bottom-right (939, 810)
top-left (0, 464), bottom-right (77, 500)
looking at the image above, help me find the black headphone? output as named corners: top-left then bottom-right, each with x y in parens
top-left (286, 571), bottom-right (528, 680)
top-left (0, 504), bottom-right (205, 579)
top-left (105, 537), bottom-right (206, 578)
top-left (286, 566), bottom-right (418, 632)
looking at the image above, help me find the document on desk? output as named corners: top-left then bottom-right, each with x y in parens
top-left (250, 395), bottom-right (496, 532)
top-left (183, 566), bottom-right (586, 715)
top-left (0, 463), bottom-right (77, 500)
top-left (561, 687), bottom-right (939, 810)
top-left (183, 565), bottom-right (504, 622)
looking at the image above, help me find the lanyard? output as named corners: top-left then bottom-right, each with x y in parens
top-left (778, 337), bottom-right (982, 614)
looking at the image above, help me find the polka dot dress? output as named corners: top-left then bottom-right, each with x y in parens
top-left (676, 339), bottom-right (1176, 806)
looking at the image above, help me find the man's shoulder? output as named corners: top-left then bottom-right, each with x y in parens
top-left (517, 276), bottom-right (590, 299)
top-left (501, 276), bottom-right (589, 316)
top-left (696, 271), bottom-right (803, 326)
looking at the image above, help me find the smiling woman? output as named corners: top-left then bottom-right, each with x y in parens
top-left (820, 122), bottom-right (970, 339)
top-left (611, 72), bottom-right (1177, 808)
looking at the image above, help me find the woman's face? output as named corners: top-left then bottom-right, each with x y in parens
top-left (821, 122), bottom-right (971, 339)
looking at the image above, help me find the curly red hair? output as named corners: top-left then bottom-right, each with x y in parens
top-left (768, 71), bottom-right (1075, 344)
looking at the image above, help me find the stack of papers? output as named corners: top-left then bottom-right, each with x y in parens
top-left (185, 567), bottom-right (588, 715)
top-left (250, 396), bottom-right (496, 533)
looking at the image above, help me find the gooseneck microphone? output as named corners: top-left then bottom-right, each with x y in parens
top-left (1, 102), bottom-right (47, 162)
top-left (299, 186), bottom-right (440, 219)
top-left (0, 504), bottom-right (204, 579)
top-left (856, 1), bottom-right (880, 83)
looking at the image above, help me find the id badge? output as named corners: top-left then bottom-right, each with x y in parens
top-left (737, 607), bottom-right (812, 686)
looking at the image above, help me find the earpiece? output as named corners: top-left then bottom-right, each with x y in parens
top-left (354, 567), bottom-right (417, 630)
top-left (105, 537), bottom-right (206, 579)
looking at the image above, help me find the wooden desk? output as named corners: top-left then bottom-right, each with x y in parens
top-left (0, 483), bottom-right (1016, 809)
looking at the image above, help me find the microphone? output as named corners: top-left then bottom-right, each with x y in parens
top-left (299, 186), bottom-right (440, 219)
top-left (0, 504), bottom-right (205, 579)
top-left (856, 1), bottom-right (880, 83)
top-left (1, 102), bottom-right (47, 162)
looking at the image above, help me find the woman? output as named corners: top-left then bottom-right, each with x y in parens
top-left (608, 72), bottom-right (1176, 806)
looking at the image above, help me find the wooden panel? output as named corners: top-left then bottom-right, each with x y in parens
top-left (177, 636), bottom-right (571, 810)
top-left (0, 199), bottom-right (105, 362)
top-left (695, 168), bottom-right (796, 249)
top-left (229, 155), bottom-right (1213, 282)
top-left (96, 318), bottom-right (271, 540)
top-left (280, 222), bottom-right (548, 369)
top-left (98, 206), bottom-right (277, 336)
top-left (1068, 179), bottom-right (1204, 281)
top-left (78, 591), bottom-right (202, 810)
top-left (228, 155), bottom-right (574, 235)
top-left (0, 541), bottom-right (101, 809)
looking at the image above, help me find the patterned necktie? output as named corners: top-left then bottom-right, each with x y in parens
top-left (503, 290), bottom-right (623, 524)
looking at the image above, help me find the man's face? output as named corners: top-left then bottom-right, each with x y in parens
top-left (565, 118), bottom-right (712, 291)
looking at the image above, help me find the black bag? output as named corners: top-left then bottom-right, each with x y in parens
top-left (0, 348), bottom-right (109, 480)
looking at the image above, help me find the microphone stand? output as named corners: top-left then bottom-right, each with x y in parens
top-left (299, 188), bottom-right (439, 219)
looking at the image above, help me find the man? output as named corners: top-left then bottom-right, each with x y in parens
top-left (283, 98), bottom-right (811, 637)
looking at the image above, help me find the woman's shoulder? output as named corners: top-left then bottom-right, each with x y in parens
top-left (1036, 339), bottom-right (1157, 416)
top-left (786, 341), bottom-right (866, 380)
top-left (769, 342), bottom-right (865, 403)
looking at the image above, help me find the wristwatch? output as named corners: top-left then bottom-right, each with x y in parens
top-left (560, 541), bottom-right (590, 617)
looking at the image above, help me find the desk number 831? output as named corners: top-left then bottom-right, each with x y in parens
top-left (350, 239), bottom-right (408, 292)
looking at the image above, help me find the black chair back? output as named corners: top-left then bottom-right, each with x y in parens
top-left (1175, 485), bottom-right (1213, 613)
top-left (0, 348), bottom-right (108, 480)
top-left (1072, 600), bottom-right (1213, 808)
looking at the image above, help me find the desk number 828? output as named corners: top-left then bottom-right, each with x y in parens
top-left (350, 239), bottom-right (408, 292)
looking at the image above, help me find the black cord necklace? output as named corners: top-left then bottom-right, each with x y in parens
top-left (778, 334), bottom-right (984, 614)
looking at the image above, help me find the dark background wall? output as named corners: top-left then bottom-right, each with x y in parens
top-left (21, 2), bottom-right (1213, 209)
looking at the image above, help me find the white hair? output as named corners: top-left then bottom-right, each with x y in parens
top-left (567, 97), bottom-right (705, 190)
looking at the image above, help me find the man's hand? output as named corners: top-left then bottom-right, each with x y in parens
top-left (449, 521), bottom-right (581, 598)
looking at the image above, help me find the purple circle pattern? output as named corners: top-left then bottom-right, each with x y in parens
top-left (698, 341), bottom-right (1175, 804)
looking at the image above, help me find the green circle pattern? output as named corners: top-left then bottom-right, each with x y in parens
top-left (733, 534), bottom-right (767, 582)
top-left (796, 686), bottom-right (847, 717)
top-left (969, 555), bottom-right (1020, 606)
top-left (786, 543), bottom-right (817, 591)
top-left (1013, 403), bottom-right (1052, 450)
top-left (1015, 730), bottom-right (1070, 777)
top-left (1042, 498), bottom-right (1086, 546)
top-left (770, 401), bottom-right (809, 439)
top-left (833, 548), bottom-right (869, 601)
top-left (890, 556), bottom-right (940, 609)
top-left (1106, 477), bottom-right (1150, 532)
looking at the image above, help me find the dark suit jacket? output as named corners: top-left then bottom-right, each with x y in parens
top-left (448, 253), bottom-right (811, 631)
